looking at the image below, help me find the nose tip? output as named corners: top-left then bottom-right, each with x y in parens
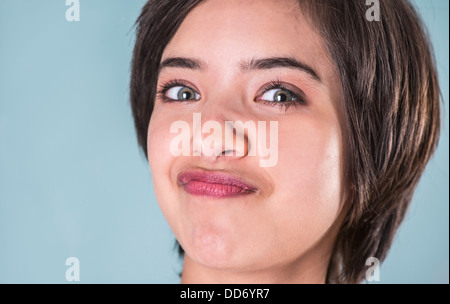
top-left (191, 113), bottom-right (249, 161)
top-left (222, 121), bottom-right (249, 158)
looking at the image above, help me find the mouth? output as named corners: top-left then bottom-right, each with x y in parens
top-left (177, 169), bottom-right (258, 199)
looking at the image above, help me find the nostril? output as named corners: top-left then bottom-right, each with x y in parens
top-left (221, 149), bottom-right (235, 156)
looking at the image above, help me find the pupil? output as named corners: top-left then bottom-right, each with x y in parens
top-left (179, 88), bottom-right (192, 100)
top-left (276, 91), bottom-right (288, 102)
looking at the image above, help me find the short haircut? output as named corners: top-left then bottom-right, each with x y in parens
top-left (130, 0), bottom-right (441, 283)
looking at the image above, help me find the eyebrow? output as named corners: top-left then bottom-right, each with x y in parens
top-left (159, 56), bottom-right (321, 82)
top-left (159, 57), bottom-right (206, 71)
top-left (241, 57), bottom-right (321, 82)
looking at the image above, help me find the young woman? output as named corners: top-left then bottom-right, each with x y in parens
top-left (130, 0), bottom-right (440, 283)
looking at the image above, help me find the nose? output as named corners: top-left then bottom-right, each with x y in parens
top-left (191, 112), bottom-right (249, 162)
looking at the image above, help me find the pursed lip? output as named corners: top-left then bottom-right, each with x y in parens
top-left (177, 169), bottom-right (258, 198)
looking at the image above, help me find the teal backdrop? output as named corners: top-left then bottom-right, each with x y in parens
top-left (0, 0), bottom-right (448, 283)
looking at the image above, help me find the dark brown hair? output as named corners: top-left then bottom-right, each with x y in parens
top-left (130, 0), bottom-right (441, 283)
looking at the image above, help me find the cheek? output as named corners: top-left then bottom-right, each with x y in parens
top-left (147, 115), bottom-right (175, 200)
top-left (273, 116), bottom-right (344, 233)
top-left (148, 117), bottom-right (165, 171)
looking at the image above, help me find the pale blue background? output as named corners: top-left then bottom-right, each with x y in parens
top-left (0, 0), bottom-right (448, 283)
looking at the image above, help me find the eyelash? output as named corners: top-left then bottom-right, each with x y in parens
top-left (156, 79), bottom-right (307, 111)
top-left (157, 79), bottom-right (193, 103)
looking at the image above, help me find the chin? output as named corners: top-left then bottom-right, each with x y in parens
top-left (184, 238), bottom-right (275, 272)
top-left (182, 226), bottom-right (239, 269)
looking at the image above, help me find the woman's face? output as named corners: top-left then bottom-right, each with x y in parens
top-left (148, 0), bottom-right (348, 278)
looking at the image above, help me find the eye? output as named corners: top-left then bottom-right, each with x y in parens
top-left (165, 86), bottom-right (200, 101)
top-left (157, 80), bottom-right (201, 103)
top-left (255, 80), bottom-right (307, 112)
top-left (260, 89), bottom-right (298, 103)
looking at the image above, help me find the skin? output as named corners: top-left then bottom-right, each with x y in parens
top-left (147, 0), bottom-right (349, 283)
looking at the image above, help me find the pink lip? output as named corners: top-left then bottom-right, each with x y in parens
top-left (177, 170), bottom-right (258, 198)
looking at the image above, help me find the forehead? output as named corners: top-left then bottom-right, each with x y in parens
top-left (162, 0), bottom-right (328, 73)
